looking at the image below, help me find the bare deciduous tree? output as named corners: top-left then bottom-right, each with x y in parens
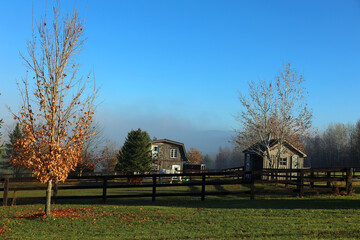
top-left (215, 146), bottom-right (231, 169)
top-left (99, 140), bottom-right (119, 173)
top-left (306, 121), bottom-right (360, 168)
top-left (354, 120), bottom-right (360, 158)
top-left (76, 122), bottom-right (104, 176)
top-left (235, 62), bottom-right (312, 168)
top-left (10, 5), bottom-right (97, 216)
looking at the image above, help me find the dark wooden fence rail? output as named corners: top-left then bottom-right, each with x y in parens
top-left (253, 168), bottom-right (356, 197)
top-left (0, 171), bottom-right (248, 206)
top-left (0, 168), bottom-right (357, 206)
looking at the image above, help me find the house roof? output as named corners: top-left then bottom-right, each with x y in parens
top-left (151, 139), bottom-right (188, 161)
top-left (243, 140), bottom-right (307, 158)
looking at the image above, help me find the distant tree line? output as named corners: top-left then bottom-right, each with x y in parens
top-left (214, 146), bottom-right (243, 169)
top-left (306, 120), bottom-right (360, 168)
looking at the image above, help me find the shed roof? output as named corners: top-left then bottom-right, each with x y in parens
top-left (243, 140), bottom-right (307, 158)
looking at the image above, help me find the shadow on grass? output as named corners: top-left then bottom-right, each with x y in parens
top-left (213, 185), bottom-right (230, 193)
top-left (187, 185), bottom-right (199, 193)
top-left (9, 195), bottom-right (360, 210)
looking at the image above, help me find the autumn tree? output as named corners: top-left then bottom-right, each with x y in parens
top-left (186, 147), bottom-right (204, 164)
top-left (10, 5), bottom-right (97, 216)
top-left (235, 62), bottom-right (312, 168)
top-left (116, 129), bottom-right (152, 173)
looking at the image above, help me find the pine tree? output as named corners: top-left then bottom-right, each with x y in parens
top-left (116, 129), bottom-right (152, 173)
top-left (3, 123), bottom-right (25, 177)
top-left (203, 154), bottom-right (213, 169)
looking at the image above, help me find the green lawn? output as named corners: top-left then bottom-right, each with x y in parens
top-left (1, 180), bottom-right (360, 239)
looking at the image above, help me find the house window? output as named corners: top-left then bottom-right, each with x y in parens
top-left (292, 155), bottom-right (299, 169)
top-left (152, 145), bottom-right (159, 158)
top-left (170, 149), bottom-right (177, 158)
top-left (279, 158), bottom-right (287, 167)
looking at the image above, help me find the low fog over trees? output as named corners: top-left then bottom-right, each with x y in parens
top-left (306, 120), bottom-right (360, 168)
top-left (214, 147), bottom-right (243, 169)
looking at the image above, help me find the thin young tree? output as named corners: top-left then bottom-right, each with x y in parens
top-left (10, 5), bottom-right (97, 216)
top-left (235, 62), bottom-right (312, 168)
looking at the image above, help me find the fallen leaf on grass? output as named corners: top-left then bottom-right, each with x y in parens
top-left (14, 208), bottom-right (95, 219)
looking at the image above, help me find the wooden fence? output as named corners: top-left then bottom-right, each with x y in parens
top-left (0, 168), bottom-right (357, 206)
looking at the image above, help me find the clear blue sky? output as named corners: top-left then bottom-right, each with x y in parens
top-left (1, 0), bottom-right (360, 153)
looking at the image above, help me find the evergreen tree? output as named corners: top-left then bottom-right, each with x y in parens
top-left (116, 129), bottom-right (152, 173)
top-left (0, 92), bottom-right (4, 155)
top-left (203, 154), bottom-right (213, 169)
top-left (3, 123), bottom-right (25, 177)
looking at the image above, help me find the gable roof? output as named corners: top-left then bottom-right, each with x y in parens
top-left (243, 140), bottom-right (307, 158)
top-left (151, 139), bottom-right (188, 161)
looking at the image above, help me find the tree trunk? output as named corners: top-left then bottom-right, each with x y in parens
top-left (45, 179), bottom-right (52, 216)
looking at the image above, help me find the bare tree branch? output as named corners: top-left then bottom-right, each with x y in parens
top-left (235, 62), bottom-right (312, 168)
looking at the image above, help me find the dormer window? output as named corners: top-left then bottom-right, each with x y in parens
top-left (170, 149), bottom-right (177, 158)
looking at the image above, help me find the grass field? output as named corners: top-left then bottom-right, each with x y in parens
top-left (1, 180), bottom-right (360, 240)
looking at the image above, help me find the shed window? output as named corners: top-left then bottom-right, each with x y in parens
top-left (279, 158), bottom-right (287, 167)
top-left (170, 149), bottom-right (177, 158)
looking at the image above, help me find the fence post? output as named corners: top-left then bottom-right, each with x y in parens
top-left (3, 178), bottom-right (9, 207)
top-left (346, 168), bottom-right (353, 195)
top-left (53, 182), bottom-right (58, 204)
top-left (250, 171), bottom-right (255, 200)
top-left (152, 176), bottom-right (156, 202)
top-left (102, 178), bottom-right (107, 203)
top-left (298, 170), bottom-right (304, 198)
top-left (310, 170), bottom-right (314, 189)
top-left (326, 171), bottom-right (331, 188)
top-left (201, 173), bottom-right (206, 201)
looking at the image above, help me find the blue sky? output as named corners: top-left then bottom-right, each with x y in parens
top-left (1, 0), bottom-right (360, 153)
